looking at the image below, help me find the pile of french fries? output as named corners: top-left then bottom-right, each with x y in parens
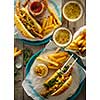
top-left (41, 6), bottom-right (62, 36)
top-left (14, 47), bottom-right (22, 58)
top-left (37, 51), bottom-right (69, 70)
top-left (67, 29), bottom-right (86, 55)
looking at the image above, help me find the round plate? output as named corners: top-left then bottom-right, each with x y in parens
top-left (25, 49), bottom-right (85, 100)
top-left (14, 0), bottom-right (62, 45)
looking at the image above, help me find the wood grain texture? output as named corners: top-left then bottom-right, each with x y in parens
top-left (23, 45), bottom-right (45, 100)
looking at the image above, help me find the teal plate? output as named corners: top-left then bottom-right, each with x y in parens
top-left (14, 0), bottom-right (62, 46)
top-left (25, 49), bottom-right (86, 100)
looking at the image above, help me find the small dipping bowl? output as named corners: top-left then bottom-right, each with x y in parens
top-left (34, 64), bottom-right (48, 78)
top-left (28, 1), bottom-right (44, 16)
top-left (63, 1), bottom-right (83, 22)
top-left (53, 27), bottom-right (72, 47)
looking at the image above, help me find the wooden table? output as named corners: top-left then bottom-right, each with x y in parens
top-left (14, 0), bottom-right (86, 100)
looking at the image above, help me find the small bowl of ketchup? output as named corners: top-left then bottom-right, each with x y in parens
top-left (28, 0), bottom-right (45, 16)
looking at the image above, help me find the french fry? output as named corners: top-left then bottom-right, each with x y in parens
top-left (48, 16), bottom-right (53, 25)
top-left (48, 55), bottom-right (57, 62)
top-left (47, 64), bottom-right (59, 70)
top-left (42, 17), bottom-right (47, 28)
top-left (74, 34), bottom-right (84, 44)
top-left (48, 6), bottom-right (62, 26)
top-left (43, 28), bottom-right (53, 35)
top-left (79, 47), bottom-right (82, 51)
top-left (44, 24), bottom-right (54, 30)
top-left (54, 25), bottom-right (59, 29)
top-left (53, 17), bottom-right (58, 28)
top-left (45, 18), bottom-right (49, 27)
top-left (53, 52), bottom-right (68, 58)
top-left (81, 47), bottom-right (86, 52)
top-left (53, 18), bottom-right (57, 25)
top-left (82, 40), bottom-right (86, 47)
top-left (31, 28), bottom-right (44, 39)
top-left (48, 55), bottom-right (68, 63)
top-left (56, 56), bottom-right (67, 63)
top-left (14, 47), bottom-right (18, 53)
top-left (67, 44), bottom-right (79, 50)
top-left (37, 56), bottom-right (59, 66)
top-left (44, 16), bottom-right (52, 27)
top-left (77, 39), bottom-right (84, 46)
top-left (48, 52), bottom-right (68, 58)
top-left (14, 50), bottom-right (22, 57)
top-left (69, 42), bottom-right (77, 47)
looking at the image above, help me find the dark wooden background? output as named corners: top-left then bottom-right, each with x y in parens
top-left (14, 0), bottom-right (86, 100)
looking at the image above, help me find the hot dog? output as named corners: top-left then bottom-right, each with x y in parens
top-left (40, 64), bottom-right (73, 98)
top-left (14, 7), bottom-right (43, 39)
